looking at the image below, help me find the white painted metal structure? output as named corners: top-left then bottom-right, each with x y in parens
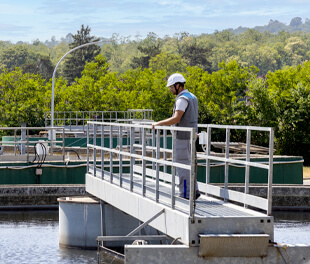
top-left (198, 124), bottom-right (275, 215)
top-left (85, 122), bottom-right (274, 247)
top-left (0, 126), bottom-right (65, 162)
top-left (45, 109), bottom-right (153, 132)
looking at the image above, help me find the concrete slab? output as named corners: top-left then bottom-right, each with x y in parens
top-left (304, 179), bottom-right (310, 185)
top-left (125, 244), bottom-right (310, 264)
top-left (86, 173), bottom-right (274, 246)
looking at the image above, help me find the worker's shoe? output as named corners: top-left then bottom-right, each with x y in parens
top-left (180, 191), bottom-right (201, 200)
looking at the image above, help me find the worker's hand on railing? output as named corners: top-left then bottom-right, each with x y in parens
top-left (152, 122), bottom-right (159, 130)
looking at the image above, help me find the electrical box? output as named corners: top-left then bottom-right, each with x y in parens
top-left (36, 168), bottom-right (42, 176)
top-left (199, 131), bottom-right (208, 145)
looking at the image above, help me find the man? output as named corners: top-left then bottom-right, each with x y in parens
top-left (152, 73), bottom-right (200, 200)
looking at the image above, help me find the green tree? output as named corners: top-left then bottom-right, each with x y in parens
top-left (131, 32), bottom-right (162, 69)
top-left (22, 56), bottom-right (54, 81)
top-left (63, 25), bottom-right (101, 83)
top-left (246, 76), bottom-right (278, 147)
top-left (247, 62), bottom-right (310, 164)
top-left (61, 55), bottom-right (111, 111)
top-left (241, 44), bottom-right (278, 74)
top-left (0, 45), bottom-right (29, 71)
top-left (0, 44), bottom-right (54, 80)
top-left (185, 66), bottom-right (212, 123)
top-left (149, 52), bottom-right (187, 76)
top-left (50, 41), bottom-right (70, 76)
top-left (284, 37), bottom-right (307, 65)
top-left (196, 61), bottom-right (257, 125)
top-left (210, 41), bottom-right (241, 72)
top-left (290, 17), bottom-right (303, 28)
top-left (180, 37), bottom-right (212, 71)
top-left (0, 69), bottom-right (46, 127)
top-left (101, 34), bottom-right (138, 73)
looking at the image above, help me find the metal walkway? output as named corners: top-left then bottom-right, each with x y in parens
top-left (85, 122), bottom-right (275, 246)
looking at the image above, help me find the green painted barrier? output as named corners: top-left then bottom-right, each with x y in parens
top-left (0, 136), bottom-right (303, 185)
top-left (0, 160), bottom-right (131, 185)
top-left (196, 157), bottom-right (303, 184)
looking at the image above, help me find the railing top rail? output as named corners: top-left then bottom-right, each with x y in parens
top-left (0, 127), bottom-right (62, 130)
top-left (45, 110), bottom-right (152, 115)
top-left (87, 121), bottom-right (194, 132)
top-left (127, 109), bottom-right (153, 112)
top-left (198, 124), bottom-right (273, 132)
top-left (46, 110), bottom-right (127, 113)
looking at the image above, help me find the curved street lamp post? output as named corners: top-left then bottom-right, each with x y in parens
top-left (50, 40), bottom-right (110, 148)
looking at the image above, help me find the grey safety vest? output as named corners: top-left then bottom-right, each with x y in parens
top-left (173, 90), bottom-right (198, 139)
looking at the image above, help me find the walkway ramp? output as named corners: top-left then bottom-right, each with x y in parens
top-left (85, 122), bottom-right (274, 246)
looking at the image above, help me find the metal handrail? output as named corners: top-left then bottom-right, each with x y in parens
top-left (198, 124), bottom-right (274, 215)
top-left (45, 110), bottom-right (154, 129)
top-left (0, 126), bottom-right (65, 162)
top-left (86, 121), bottom-right (197, 218)
top-left (86, 122), bottom-right (275, 217)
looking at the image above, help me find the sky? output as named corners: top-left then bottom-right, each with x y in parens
top-left (1, 0), bottom-right (310, 43)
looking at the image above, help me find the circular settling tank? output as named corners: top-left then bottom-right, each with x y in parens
top-left (58, 196), bottom-right (101, 249)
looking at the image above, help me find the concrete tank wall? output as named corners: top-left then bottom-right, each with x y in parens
top-left (58, 196), bottom-right (162, 249)
top-left (58, 196), bottom-right (101, 249)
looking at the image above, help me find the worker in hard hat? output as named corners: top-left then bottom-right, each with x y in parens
top-left (152, 73), bottom-right (200, 200)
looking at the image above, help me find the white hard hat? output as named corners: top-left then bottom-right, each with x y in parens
top-left (166, 73), bottom-right (186, 87)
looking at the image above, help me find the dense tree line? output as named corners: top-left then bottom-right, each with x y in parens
top-left (1, 23), bottom-right (310, 163)
top-left (230, 17), bottom-right (310, 34)
top-left (2, 20), bottom-right (310, 78)
top-left (1, 56), bottom-right (310, 163)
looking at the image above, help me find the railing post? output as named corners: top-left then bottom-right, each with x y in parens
top-left (171, 131), bottom-right (176, 209)
top-left (93, 123), bottom-right (97, 177)
top-left (83, 112), bottom-right (85, 130)
top-left (20, 122), bottom-right (26, 155)
top-left (62, 128), bottom-right (65, 162)
top-left (163, 130), bottom-right (167, 176)
top-left (224, 128), bottom-right (230, 201)
top-left (155, 129), bottom-right (160, 202)
top-left (244, 128), bottom-right (251, 208)
top-left (87, 123), bottom-right (90, 173)
top-left (14, 129), bottom-right (17, 156)
top-left (142, 127), bottom-right (146, 197)
top-left (130, 126), bottom-right (135, 192)
top-left (26, 128), bottom-right (29, 163)
top-left (139, 128), bottom-right (142, 145)
top-left (69, 112), bottom-right (72, 131)
top-left (119, 126), bottom-right (123, 187)
top-left (152, 129), bottom-right (156, 171)
top-left (101, 124), bottom-right (104, 180)
top-left (109, 125), bottom-right (113, 183)
top-left (206, 126), bottom-right (211, 188)
top-left (50, 127), bottom-right (54, 156)
top-left (189, 128), bottom-right (196, 219)
top-left (267, 128), bottom-right (274, 215)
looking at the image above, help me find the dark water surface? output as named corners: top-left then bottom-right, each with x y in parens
top-left (0, 210), bottom-right (309, 264)
top-left (273, 210), bottom-right (310, 244)
top-left (0, 211), bottom-right (97, 264)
